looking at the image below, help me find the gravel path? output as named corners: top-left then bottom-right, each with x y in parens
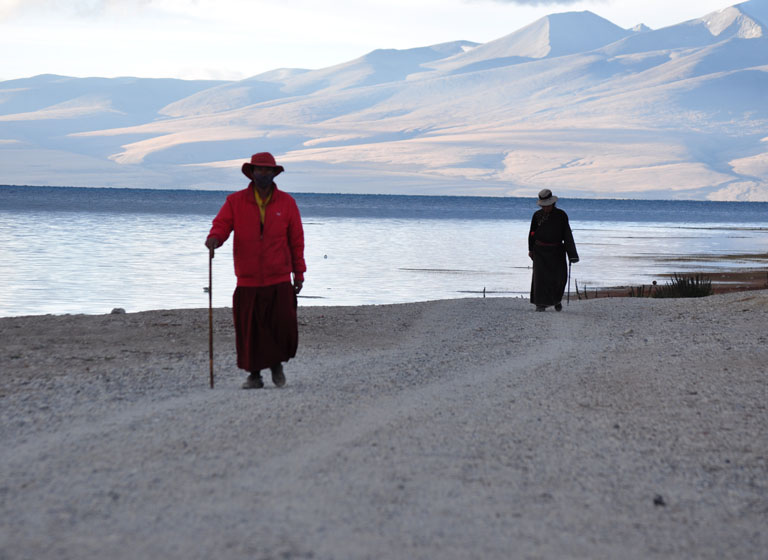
top-left (1, 292), bottom-right (767, 559)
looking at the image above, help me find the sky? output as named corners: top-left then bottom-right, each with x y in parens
top-left (0, 0), bottom-right (744, 82)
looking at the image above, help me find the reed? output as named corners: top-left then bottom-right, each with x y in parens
top-left (575, 280), bottom-right (587, 300)
top-left (628, 285), bottom-right (651, 298)
top-left (652, 274), bottom-right (713, 298)
top-left (574, 280), bottom-right (600, 300)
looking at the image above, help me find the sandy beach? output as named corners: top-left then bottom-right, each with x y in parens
top-left (1, 292), bottom-right (767, 559)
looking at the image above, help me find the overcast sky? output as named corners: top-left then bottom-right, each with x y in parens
top-left (0, 0), bottom-right (742, 82)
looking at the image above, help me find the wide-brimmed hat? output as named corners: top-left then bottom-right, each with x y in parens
top-left (241, 152), bottom-right (285, 179)
top-left (537, 188), bottom-right (558, 206)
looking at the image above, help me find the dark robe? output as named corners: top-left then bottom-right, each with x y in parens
top-left (233, 282), bottom-right (298, 372)
top-left (528, 206), bottom-right (579, 307)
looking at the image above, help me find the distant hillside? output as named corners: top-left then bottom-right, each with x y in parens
top-left (0, 1), bottom-right (766, 201)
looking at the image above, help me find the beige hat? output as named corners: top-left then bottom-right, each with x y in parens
top-left (537, 188), bottom-right (558, 206)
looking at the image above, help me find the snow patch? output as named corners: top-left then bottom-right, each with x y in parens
top-left (730, 150), bottom-right (768, 176)
top-left (702, 6), bottom-right (763, 38)
top-left (0, 95), bottom-right (118, 121)
top-left (707, 180), bottom-right (768, 201)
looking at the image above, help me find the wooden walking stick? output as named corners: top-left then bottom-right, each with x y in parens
top-left (567, 260), bottom-right (572, 305)
top-left (208, 246), bottom-right (214, 389)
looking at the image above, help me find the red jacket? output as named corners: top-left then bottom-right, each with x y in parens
top-left (207, 184), bottom-right (306, 287)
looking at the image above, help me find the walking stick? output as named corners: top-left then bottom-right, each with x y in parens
top-left (567, 260), bottom-right (572, 305)
top-left (208, 246), bottom-right (214, 389)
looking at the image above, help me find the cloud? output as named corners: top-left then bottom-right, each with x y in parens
top-left (481, 0), bottom-right (594, 4)
top-left (0, 0), bottom-right (29, 19)
top-left (0, 0), bottom-right (157, 21)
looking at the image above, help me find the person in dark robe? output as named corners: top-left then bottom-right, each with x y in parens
top-left (528, 189), bottom-right (579, 311)
top-left (206, 152), bottom-right (306, 389)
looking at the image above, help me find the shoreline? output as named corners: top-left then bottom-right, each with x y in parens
top-left (2, 291), bottom-right (767, 558)
top-left (2, 268), bottom-right (767, 319)
top-left (573, 267), bottom-right (768, 299)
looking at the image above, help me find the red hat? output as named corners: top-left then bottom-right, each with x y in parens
top-left (241, 152), bottom-right (285, 179)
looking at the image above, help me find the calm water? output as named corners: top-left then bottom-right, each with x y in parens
top-left (1, 186), bottom-right (766, 316)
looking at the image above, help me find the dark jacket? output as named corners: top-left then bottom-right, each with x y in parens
top-left (528, 207), bottom-right (578, 261)
top-left (528, 206), bottom-right (578, 306)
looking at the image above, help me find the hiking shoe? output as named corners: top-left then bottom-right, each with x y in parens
top-left (536, 306), bottom-right (546, 312)
top-left (555, 303), bottom-right (563, 312)
top-left (242, 372), bottom-right (264, 389)
top-left (271, 364), bottom-right (286, 388)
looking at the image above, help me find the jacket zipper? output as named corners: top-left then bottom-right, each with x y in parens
top-left (259, 189), bottom-right (273, 240)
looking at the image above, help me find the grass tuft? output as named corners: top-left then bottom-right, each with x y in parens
top-left (652, 274), bottom-right (713, 298)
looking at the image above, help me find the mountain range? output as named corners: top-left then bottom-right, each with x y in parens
top-left (1, 1), bottom-right (767, 201)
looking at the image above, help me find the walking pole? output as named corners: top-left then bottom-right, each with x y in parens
top-left (567, 260), bottom-right (572, 306)
top-left (208, 246), bottom-right (214, 389)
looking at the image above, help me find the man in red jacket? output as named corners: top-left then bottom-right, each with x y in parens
top-left (205, 152), bottom-right (306, 389)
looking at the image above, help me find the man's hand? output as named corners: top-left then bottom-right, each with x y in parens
top-left (294, 280), bottom-right (303, 295)
top-left (205, 237), bottom-right (220, 256)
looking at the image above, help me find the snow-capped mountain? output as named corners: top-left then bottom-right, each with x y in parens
top-left (1, 1), bottom-right (766, 201)
top-left (161, 41), bottom-right (478, 118)
top-left (423, 11), bottom-right (632, 74)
